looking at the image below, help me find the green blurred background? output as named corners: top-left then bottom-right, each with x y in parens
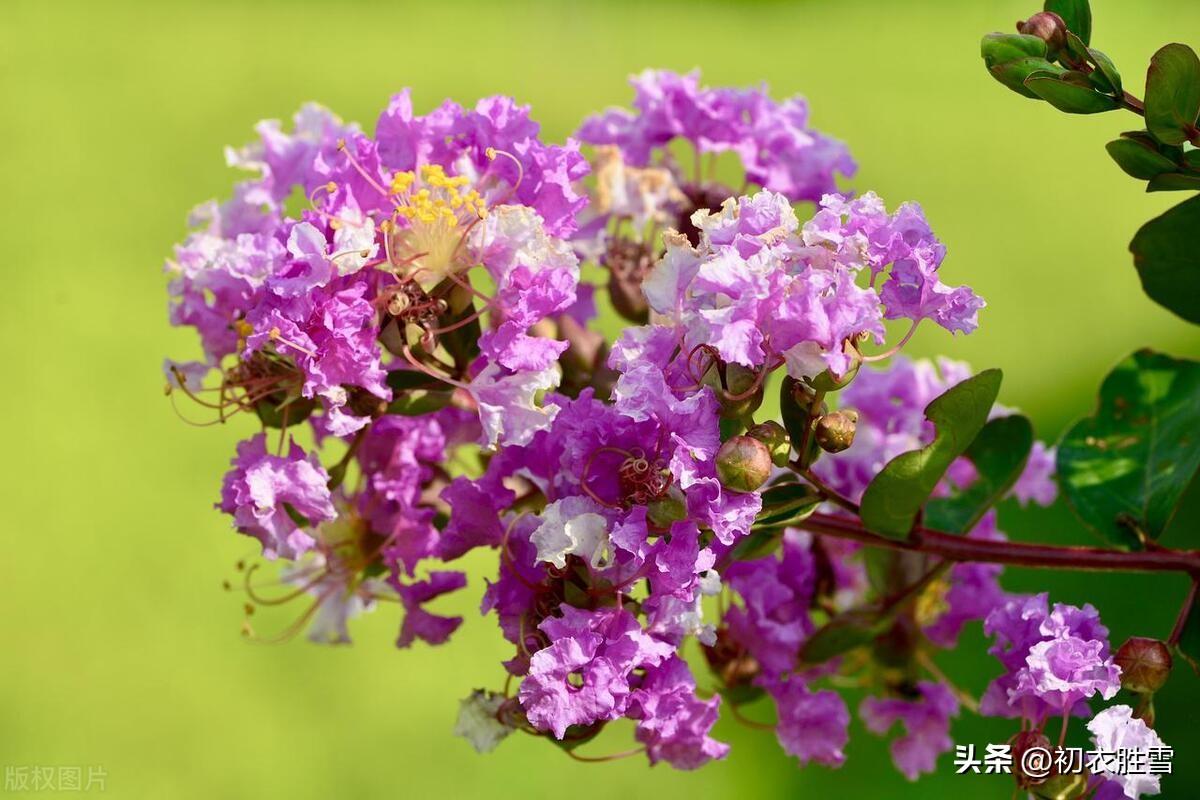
top-left (4, 0), bottom-right (1200, 796)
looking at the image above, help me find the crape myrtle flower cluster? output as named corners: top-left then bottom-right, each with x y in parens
top-left (165, 69), bottom-right (1173, 794)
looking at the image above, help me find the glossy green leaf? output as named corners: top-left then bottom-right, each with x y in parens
top-left (1025, 74), bottom-right (1119, 113)
top-left (1175, 584), bottom-right (1200, 675)
top-left (1131, 195), bottom-right (1200, 324)
top-left (1146, 173), bottom-right (1200, 192)
top-left (981, 32), bottom-right (1048, 66)
top-left (1088, 47), bottom-right (1122, 95)
top-left (779, 376), bottom-right (821, 458)
top-left (1045, 0), bottom-right (1091, 45)
top-left (386, 369), bottom-right (451, 393)
top-left (752, 481), bottom-right (823, 530)
top-left (1058, 350), bottom-right (1200, 548)
top-left (386, 388), bottom-right (454, 416)
top-left (1105, 137), bottom-right (1178, 179)
top-left (1145, 44), bottom-right (1200, 145)
top-left (990, 58), bottom-right (1064, 98)
top-left (798, 608), bottom-right (891, 665)
top-left (925, 415), bottom-right (1035, 533)
top-left (860, 370), bottom-right (1003, 540)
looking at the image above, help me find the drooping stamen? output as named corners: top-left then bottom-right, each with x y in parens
top-left (861, 319), bottom-right (920, 363)
top-left (336, 139), bottom-right (392, 199)
top-left (485, 147), bottom-right (525, 206)
top-left (269, 327), bottom-right (317, 359)
top-left (401, 344), bottom-right (469, 390)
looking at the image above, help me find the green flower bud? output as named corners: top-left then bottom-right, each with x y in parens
top-left (1114, 636), bottom-right (1173, 694)
top-left (746, 421), bottom-right (791, 467)
top-left (814, 410), bottom-right (858, 453)
top-left (1017, 12), bottom-right (1068, 59)
top-left (646, 485), bottom-right (688, 529)
top-left (715, 435), bottom-right (772, 493)
top-left (807, 359), bottom-right (860, 393)
top-left (705, 363), bottom-right (764, 420)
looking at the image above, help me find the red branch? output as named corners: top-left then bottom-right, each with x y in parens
top-left (800, 512), bottom-right (1200, 575)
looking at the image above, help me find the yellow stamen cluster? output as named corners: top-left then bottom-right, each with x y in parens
top-left (387, 164), bottom-right (488, 286)
top-left (391, 164), bottom-right (487, 226)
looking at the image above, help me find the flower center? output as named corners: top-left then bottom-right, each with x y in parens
top-left (617, 452), bottom-right (670, 506)
top-left (387, 164), bottom-right (487, 286)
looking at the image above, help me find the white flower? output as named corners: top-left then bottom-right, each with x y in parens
top-left (531, 498), bottom-right (613, 570)
top-left (1086, 705), bottom-right (1167, 798)
top-left (468, 361), bottom-right (561, 449)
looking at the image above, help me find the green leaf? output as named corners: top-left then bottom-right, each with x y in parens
top-left (438, 309), bottom-right (482, 372)
top-left (1146, 173), bottom-right (1200, 192)
top-left (860, 370), bottom-right (1003, 540)
top-left (798, 608), bottom-right (892, 665)
top-left (1025, 74), bottom-right (1119, 113)
top-left (1131, 194), bottom-right (1200, 324)
top-left (386, 388), bottom-right (454, 416)
top-left (925, 415), bottom-right (1035, 533)
top-left (1145, 44), bottom-right (1200, 145)
top-left (779, 376), bottom-right (821, 457)
top-left (752, 482), bottom-right (823, 530)
top-left (729, 528), bottom-right (785, 562)
top-left (386, 369), bottom-right (450, 393)
top-left (1045, 0), bottom-right (1091, 46)
top-left (253, 394), bottom-right (315, 429)
top-left (1057, 350), bottom-right (1200, 548)
top-left (981, 33), bottom-right (1048, 67)
top-left (990, 58), bottom-right (1065, 98)
top-left (1105, 137), bottom-right (1178, 179)
top-left (1088, 47), bottom-right (1123, 95)
top-left (1175, 584), bottom-right (1200, 675)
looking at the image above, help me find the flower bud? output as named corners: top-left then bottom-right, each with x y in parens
top-left (715, 436), bottom-right (772, 493)
top-left (1114, 636), bottom-right (1173, 694)
top-left (707, 363), bottom-right (765, 420)
top-left (807, 349), bottom-right (861, 393)
top-left (1017, 11), bottom-right (1067, 58)
top-left (602, 239), bottom-right (655, 324)
top-left (1032, 774), bottom-right (1089, 800)
top-left (1011, 729), bottom-right (1053, 787)
top-left (646, 485), bottom-right (688, 529)
top-left (814, 410), bottom-right (858, 453)
top-left (746, 421), bottom-right (791, 467)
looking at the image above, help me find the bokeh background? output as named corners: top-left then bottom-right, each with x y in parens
top-left (4, 0), bottom-right (1200, 797)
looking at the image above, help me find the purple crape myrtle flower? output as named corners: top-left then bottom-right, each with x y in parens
top-left (394, 570), bottom-right (468, 649)
top-left (356, 408), bottom-right (478, 574)
top-left (627, 655), bottom-right (730, 769)
top-left (765, 676), bottom-right (851, 768)
top-left (1011, 633), bottom-right (1121, 713)
top-left (578, 69), bottom-right (855, 204)
top-left (277, 513), bottom-right (392, 645)
top-left (860, 682), bottom-right (960, 781)
top-left (518, 606), bottom-right (675, 738)
top-left (641, 190), bottom-right (981, 383)
top-left (169, 90), bottom-right (590, 452)
top-left (1087, 705), bottom-right (1169, 799)
top-left (723, 530), bottom-right (818, 675)
top-left (981, 594), bottom-right (1118, 722)
top-left (217, 434), bottom-right (336, 560)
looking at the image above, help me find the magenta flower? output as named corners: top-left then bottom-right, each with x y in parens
top-left (860, 683), bottom-right (960, 781)
top-left (217, 434), bottom-right (335, 560)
